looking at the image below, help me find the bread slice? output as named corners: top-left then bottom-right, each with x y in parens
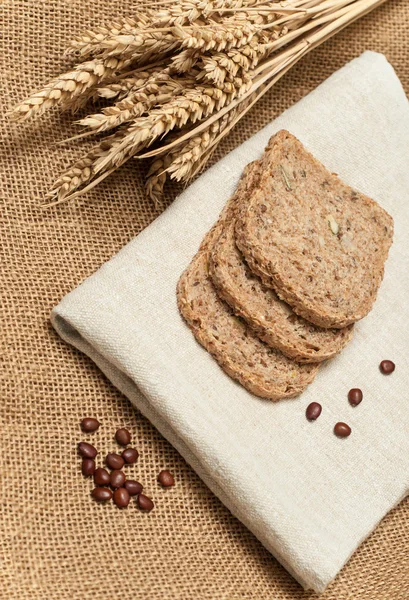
top-left (177, 162), bottom-right (318, 400)
top-left (235, 130), bottom-right (394, 328)
top-left (209, 220), bottom-right (354, 363)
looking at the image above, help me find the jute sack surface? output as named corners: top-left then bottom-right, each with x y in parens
top-left (1, 2), bottom-right (408, 599)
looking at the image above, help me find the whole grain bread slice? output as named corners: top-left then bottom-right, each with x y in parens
top-left (209, 220), bottom-right (354, 363)
top-left (177, 162), bottom-right (318, 400)
top-left (235, 130), bottom-right (394, 328)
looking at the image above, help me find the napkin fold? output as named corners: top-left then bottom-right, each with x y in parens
top-left (51, 52), bottom-right (409, 593)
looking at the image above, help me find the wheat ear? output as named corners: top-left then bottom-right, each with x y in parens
top-left (79, 71), bottom-right (197, 134)
top-left (96, 65), bottom-right (166, 99)
top-left (43, 131), bottom-right (128, 206)
top-left (10, 57), bottom-right (131, 121)
top-left (145, 154), bottom-right (173, 206)
top-left (66, 14), bottom-right (149, 57)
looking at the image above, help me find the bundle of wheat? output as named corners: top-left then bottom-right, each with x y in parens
top-left (11, 0), bottom-right (388, 206)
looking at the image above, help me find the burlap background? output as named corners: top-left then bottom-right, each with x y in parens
top-left (1, 1), bottom-right (408, 598)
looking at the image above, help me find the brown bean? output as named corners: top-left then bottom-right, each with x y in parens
top-left (80, 418), bottom-right (100, 433)
top-left (121, 448), bottom-right (139, 465)
top-left (305, 402), bottom-right (322, 421)
top-left (113, 487), bottom-right (130, 508)
top-left (91, 487), bottom-right (112, 502)
top-left (115, 428), bottom-right (131, 446)
top-left (380, 360), bottom-right (395, 374)
top-left (78, 442), bottom-right (97, 459)
top-left (348, 388), bottom-right (363, 406)
top-left (105, 453), bottom-right (125, 470)
top-left (124, 480), bottom-right (143, 496)
top-left (158, 470), bottom-right (175, 488)
top-left (81, 458), bottom-right (96, 477)
top-left (94, 467), bottom-right (110, 486)
top-left (110, 470), bottom-right (126, 489)
top-left (334, 422), bottom-right (351, 438)
top-left (137, 494), bottom-right (154, 512)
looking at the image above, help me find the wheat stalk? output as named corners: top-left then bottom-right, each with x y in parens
top-left (165, 104), bottom-right (246, 181)
top-left (139, 0), bottom-right (387, 163)
top-left (66, 16), bottom-right (143, 57)
top-left (78, 71), bottom-right (198, 134)
top-left (44, 131), bottom-right (125, 205)
top-left (145, 154), bottom-right (173, 206)
top-left (66, 0), bottom-right (297, 58)
top-left (10, 56), bottom-right (132, 120)
top-left (93, 80), bottom-right (248, 173)
top-left (96, 66), bottom-right (166, 99)
top-left (196, 36), bottom-right (271, 86)
top-left (11, 0), bottom-right (389, 205)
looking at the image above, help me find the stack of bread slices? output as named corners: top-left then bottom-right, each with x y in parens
top-left (177, 130), bottom-right (394, 400)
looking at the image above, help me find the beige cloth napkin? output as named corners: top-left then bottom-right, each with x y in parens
top-left (51, 51), bottom-right (409, 593)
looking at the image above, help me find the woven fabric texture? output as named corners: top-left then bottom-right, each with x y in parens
top-left (1, 2), bottom-right (408, 599)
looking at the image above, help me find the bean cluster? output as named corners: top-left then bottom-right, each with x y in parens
top-left (305, 359), bottom-right (396, 437)
top-left (78, 419), bottom-right (175, 511)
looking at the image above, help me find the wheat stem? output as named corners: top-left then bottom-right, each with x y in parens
top-left (10, 0), bottom-right (389, 203)
top-left (137, 0), bottom-right (386, 161)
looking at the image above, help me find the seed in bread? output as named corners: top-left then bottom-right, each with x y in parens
top-left (209, 220), bottom-right (354, 363)
top-left (235, 130), bottom-right (394, 328)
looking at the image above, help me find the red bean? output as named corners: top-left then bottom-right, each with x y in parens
top-left (113, 488), bottom-right (130, 508)
top-left (124, 480), bottom-right (143, 496)
top-left (80, 418), bottom-right (100, 433)
top-left (380, 360), bottom-right (395, 374)
top-left (115, 428), bottom-right (131, 446)
top-left (158, 470), bottom-right (175, 487)
top-left (348, 388), bottom-right (363, 406)
top-left (305, 402), bottom-right (322, 421)
top-left (91, 487), bottom-right (112, 502)
top-left (94, 468), bottom-right (110, 486)
top-left (110, 470), bottom-right (126, 489)
top-left (334, 422), bottom-right (351, 438)
top-left (105, 453), bottom-right (125, 470)
top-left (81, 458), bottom-right (96, 477)
top-left (78, 442), bottom-right (97, 459)
top-left (121, 448), bottom-right (139, 465)
top-left (137, 494), bottom-right (154, 512)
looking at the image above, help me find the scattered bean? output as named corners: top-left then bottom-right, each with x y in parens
top-left (113, 487), bottom-right (130, 508)
top-left (158, 470), bottom-right (175, 488)
top-left (124, 480), bottom-right (143, 496)
top-left (306, 402), bottom-right (322, 421)
top-left (105, 453), bottom-right (125, 470)
top-left (110, 469), bottom-right (126, 489)
top-left (348, 388), bottom-right (363, 406)
top-left (81, 458), bottom-right (96, 477)
top-left (81, 418), bottom-right (100, 433)
top-left (380, 360), bottom-right (395, 375)
top-left (94, 468), bottom-right (110, 486)
top-left (334, 422), bottom-right (351, 438)
top-left (91, 487), bottom-right (112, 502)
top-left (76, 423), bottom-right (163, 510)
top-left (115, 428), bottom-right (131, 446)
top-left (78, 442), bottom-right (97, 459)
top-left (121, 448), bottom-right (139, 465)
top-left (137, 494), bottom-right (154, 512)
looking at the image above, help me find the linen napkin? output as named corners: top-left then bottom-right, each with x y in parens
top-left (51, 51), bottom-right (409, 593)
